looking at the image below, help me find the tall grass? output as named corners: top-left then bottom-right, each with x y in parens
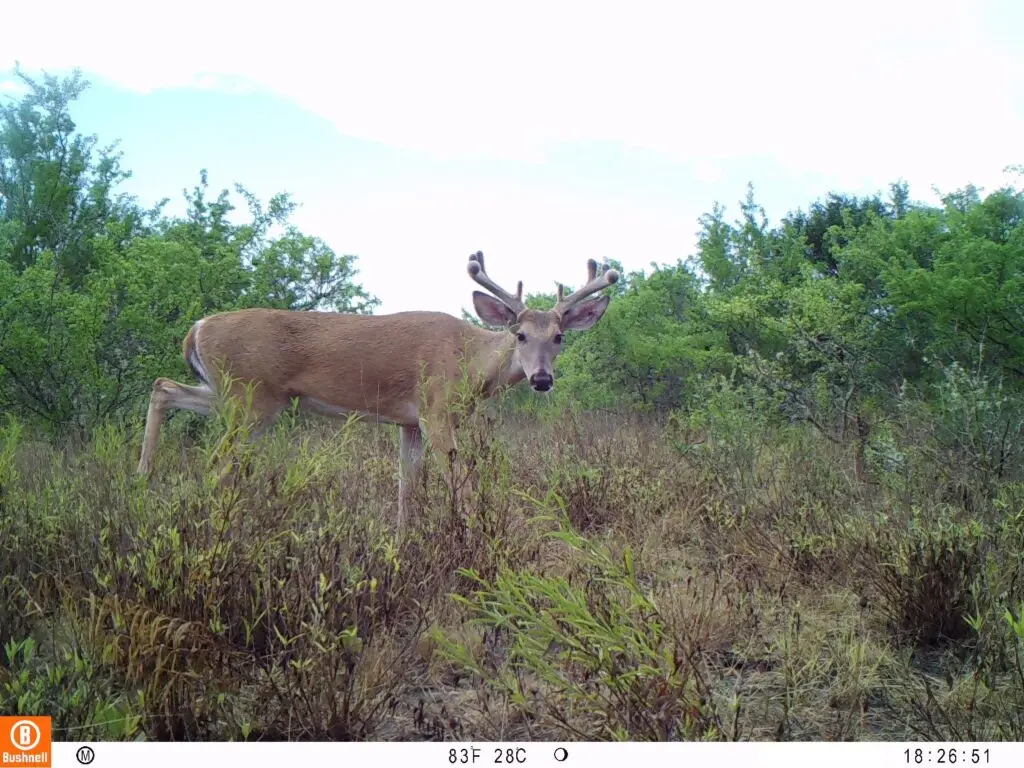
top-left (1, 395), bottom-right (1022, 741)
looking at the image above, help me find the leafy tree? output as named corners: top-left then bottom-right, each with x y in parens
top-left (686, 179), bottom-right (1023, 450)
top-left (555, 263), bottom-right (730, 410)
top-left (0, 66), bottom-right (146, 280)
top-left (881, 186), bottom-right (1024, 380)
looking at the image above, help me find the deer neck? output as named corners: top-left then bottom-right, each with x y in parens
top-left (469, 328), bottom-right (525, 396)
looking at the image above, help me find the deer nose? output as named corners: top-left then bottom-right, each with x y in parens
top-left (530, 372), bottom-right (553, 392)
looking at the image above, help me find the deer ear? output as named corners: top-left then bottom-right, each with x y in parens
top-left (559, 295), bottom-right (609, 331)
top-left (472, 291), bottom-right (518, 327)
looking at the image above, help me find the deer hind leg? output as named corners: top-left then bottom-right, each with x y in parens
top-left (397, 424), bottom-right (425, 530)
top-left (137, 377), bottom-right (215, 475)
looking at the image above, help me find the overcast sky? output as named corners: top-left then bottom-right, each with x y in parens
top-left (4, 0), bottom-right (1022, 316)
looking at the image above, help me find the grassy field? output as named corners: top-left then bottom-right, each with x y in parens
top-left (1, 400), bottom-right (1023, 741)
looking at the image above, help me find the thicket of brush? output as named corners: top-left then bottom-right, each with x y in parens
top-left (2, 375), bottom-right (1023, 741)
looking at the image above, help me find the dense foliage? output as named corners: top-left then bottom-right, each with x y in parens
top-left (552, 180), bottom-right (1023, 442)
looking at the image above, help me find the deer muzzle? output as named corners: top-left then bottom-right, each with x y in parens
top-left (529, 371), bottom-right (554, 392)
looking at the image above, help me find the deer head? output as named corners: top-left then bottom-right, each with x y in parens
top-left (467, 250), bottom-right (619, 392)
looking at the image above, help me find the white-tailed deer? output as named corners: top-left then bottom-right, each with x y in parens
top-left (137, 251), bottom-right (619, 525)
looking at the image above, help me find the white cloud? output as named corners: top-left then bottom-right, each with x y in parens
top-left (6, 1), bottom-right (1020, 184)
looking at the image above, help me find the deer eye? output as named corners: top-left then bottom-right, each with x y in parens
top-left (516, 332), bottom-right (527, 343)
top-left (554, 333), bottom-right (563, 344)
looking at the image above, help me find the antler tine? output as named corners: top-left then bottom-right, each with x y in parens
top-left (554, 259), bottom-right (620, 313)
top-left (467, 251), bottom-right (526, 314)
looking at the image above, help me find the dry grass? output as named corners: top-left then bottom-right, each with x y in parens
top-left (1, 401), bottom-right (1023, 741)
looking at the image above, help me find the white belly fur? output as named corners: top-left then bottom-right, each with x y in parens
top-left (298, 396), bottom-right (418, 426)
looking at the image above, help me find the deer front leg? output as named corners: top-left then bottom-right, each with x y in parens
top-left (420, 406), bottom-right (471, 515)
top-left (397, 423), bottom-right (425, 529)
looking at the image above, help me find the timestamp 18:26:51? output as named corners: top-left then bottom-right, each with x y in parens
top-left (905, 748), bottom-right (990, 764)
